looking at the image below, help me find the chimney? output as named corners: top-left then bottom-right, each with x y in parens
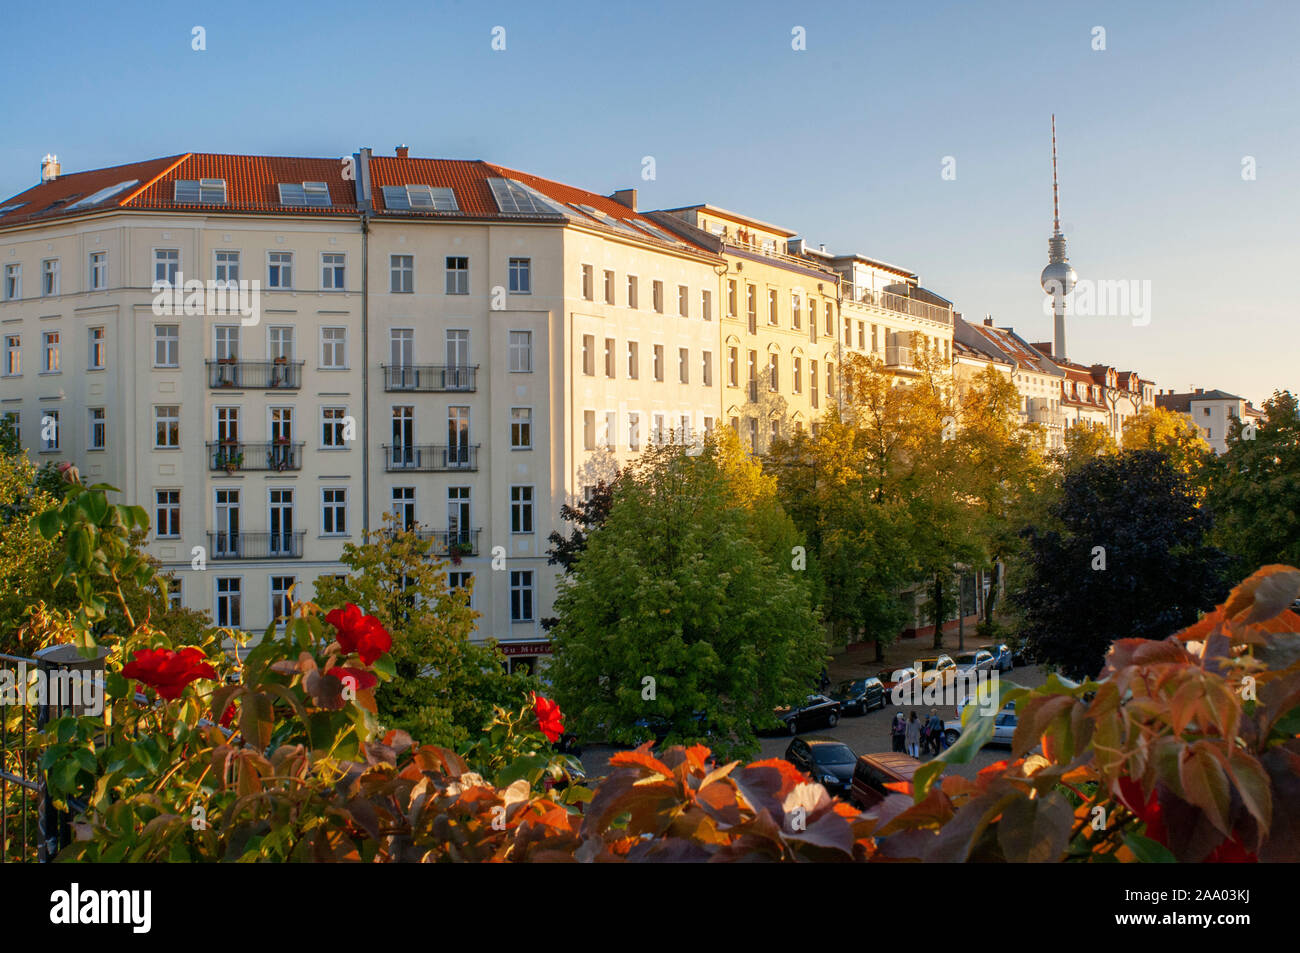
top-left (41, 154), bottom-right (60, 183)
top-left (819, 243), bottom-right (826, 253)
top-left (983, 315), bottom-right (993, 326)
top-left (395, 145), bottom-right (409, 159)
top-left (1195, 387), bottom-right (1204, 394)
top-left (609, 188), bottom-right (637, 211)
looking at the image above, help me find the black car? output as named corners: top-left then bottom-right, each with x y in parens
top-left (785, 736), bottom-right (858, 795)
top-left (774, 694), bottom-right (842, 735)
top-left (832, 677), bottom-right (886, 716)
top-left (630, 712), bottom-right (711, 745)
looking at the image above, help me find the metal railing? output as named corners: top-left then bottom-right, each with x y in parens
top-left (842, 286), bottom-right (952, 326)
top-left (885, 345), bottom-right (915, 369)
top-left (414, 528), bottom-right (482, 557)
top-left (381, 444), bottom-right (479, 472)
top-left (206, 441), bottom-right (305, 472)
top-left (206, 359), bottom-right (304, 389)
top-left (381, 364), bottom-right (478, 392)
top-left (721, 236), bottom-right (839, 276)
top-left (206, 531), bottom-right (306, 559)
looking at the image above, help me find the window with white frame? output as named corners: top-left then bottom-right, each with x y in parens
top-left (214, 250), bottom-right (240, 287)
top-left (390, 254), bottom-right (414, 293)
top-left (653, 344), bottom-right (664, 381)
top-left (604, 338), bottom-right (615, 378)
top-left (3, 263), bottom-right (20, 300)
top-left (679, 347), bottom-right (689, 384)
top-left (270, 576), bottom-right (295, 627)
top-left (583, 410), bottom-right (595, 451)
top-left (678, 285), bottom-right (689, 317)
top-left (154, 249), bottom-right (179, 285)
top-left (321, 407), bottom-right (348, 448)
top-left (41, 331), bottom-right (59, 372)
top-left (603, 269), bottom-right (615, 304)
top-left (511, 407), bottom-right (532, 449)
top-left (268, 326), bottom-right (294, 361)
top-left (155, 490), bottom-right (181, 538)
top-left (322, 488), bottom-right (348, 536)
top-left (448, 572), bottom-right (473, 605)
top-left (154, 324), bottom-right (179, 367)
top-left (88, 327), bottom-right (105, 370)
top-left (391, 486), bottom-right (416, 529)
top-left (445, 256), bottom-right (468, 294)
top-left (581, 264), bottom-right (594, 301)
top-left (581, 335), bottom-right (594, 376)
top-left (510, 570), bottom-right (534, 622)
top-left (3, 334), bottom-right (19, 375)
top-left (87, 407), bottom-right (105, 450)
top-left (154, 405), bottom-right (180, 448)
top-left (627, 341), bottom-right (639, 379)
top-left (628, 412), bottom-right (640, 451)
top-left (509, 330), bottom-right (532, 372)
top-left (41, 259), bottom-right (59, 297)
top-left (321, 253), bottom-right (346, 290)
top-left (702, 289), bottom-right (712, 321)
top-left (320, 327), bottom-right (346, 368)
top-left (267, 252), bottom-right (293, 289)
top-left (653, 413), bottom-right (665, 445)
top-left (40, 409), bottom-right (60, 451)
top-left (509, 257), bottom-right (531, 294)
top-left (215, 577), bottom-right (242, 628)
top-left (510, 485), bottom-right (534, 534)
top-left (627, 275), bottom-right (639, 309)
top-left (89, 252), bottom-right (107, 290)
top-left (652, 280), bottom-right (664, 313)
top-left (702, 350), bottom-right (713, 386)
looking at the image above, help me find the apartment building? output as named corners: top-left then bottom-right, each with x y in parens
top-left (1156, 388), bottom-right (1263, 453)
top-left (959, 318), bottom-right (1068, 449)
top-left (0, 150), bottom-right (723, 666)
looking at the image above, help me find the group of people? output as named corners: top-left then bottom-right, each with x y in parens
top-left (891, 709), bottom-right (947, 758)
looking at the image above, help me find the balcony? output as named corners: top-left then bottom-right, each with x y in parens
top-left (207, 531), bottom-right (305, 560)
top-left (842, 286), bottom-right (953, 327)
top-left (885, 345), bottom-right (915, 370)
top-left (381, 364), bottom-right (478, 392)
top-left (207, 359), bottom-right (304, 390)
top-left (207, 441), bottom-right (305, 472)
top-left (414, 528), bottom-right (482, 557)
top-left (381, 444), bottom-right (480, 472)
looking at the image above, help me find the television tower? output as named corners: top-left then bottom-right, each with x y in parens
top-left (1039, 115), bottom-right (1077, 362)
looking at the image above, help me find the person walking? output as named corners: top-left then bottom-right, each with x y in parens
top-left (890, 712), bottom-right (905, 752)
top-left (927, 708), bottom-right (945, 755)
top-left (905, 711), bottom-right (921, 759)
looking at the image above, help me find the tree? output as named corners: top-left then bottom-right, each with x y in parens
top-left (1209, 390), bottom-right (1300, 575)
top-left (1121, 405), bottom-right (1210, 482)
top-left (546, 437), bottom-right (821, 760)
top-left (545, 476), bottom-right (617, 574)
top-left (1055, 420), bottom-right (1118, 472)
top-left (1011, 449), bottom-right (1230, 679)
top-left (313, 516), bottom-right (536, 747)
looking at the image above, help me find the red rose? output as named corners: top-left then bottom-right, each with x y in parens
top-left (121, 647), bottom-right (217, 700)
top-left (325, 604), bottom-right (392, 666)
top-left (533, 694), bottom-right (564, 743)
top-left (328, 665), bottom-right (379, 691)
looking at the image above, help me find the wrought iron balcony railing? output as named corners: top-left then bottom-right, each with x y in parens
top-left (207, 441), bottom-right (305, 472)
top-left (207, 359), bottom-right (304, 389)
top-left (414, 528), bottom-right (482, 557)
top-left (206, 531), bottom-right (305, 559)
top-left (381, 364), bottom-right (478, 392)
top-left (381, 444), bottom-right (479, 471)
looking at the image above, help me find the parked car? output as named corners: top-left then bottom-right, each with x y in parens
top-left (850, 752), bottom-right (921, 811)
top-left (944, 704), bottom-right (1018, 749)
top-left (913, 654), bottom-right (957, 678)
top-left (878, 667), bottom-right (918, 699)
top-left (953, 650), bottom-right (995, 673)
top-left (990, 643), bottom-right (1014, 673)
top-left (832, 677), bottom-right (885, 716)
top-left (784, 736), bottom-right (858, 795)
top-left (630, 712), bottom-right (711, 745)
top-left (774, 694), bottom-right (842, 735)
top-left (1010, 640), bottom-right (1035, 666)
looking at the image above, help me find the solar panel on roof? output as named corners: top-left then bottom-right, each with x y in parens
top-left (487, 178), bottom-right (563, 215)
top-left (382, 185), bottom-right (458, 212)
top-left (279, 182), bottom-right (332, 207)
top-left (0, 202), bottom-right (26, 215)
top-left (65, 180), bottom-right (140, 211)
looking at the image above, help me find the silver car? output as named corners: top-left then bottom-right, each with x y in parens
top-left (944, 704), bottom-right (1017, 748)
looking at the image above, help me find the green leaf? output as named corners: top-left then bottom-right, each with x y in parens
top-left (1124, 833), bottom-right (1176, 863)
top-left (371, 654), bottom-right (396, 680)
top-left (36, 508), bottom-right (61, 539)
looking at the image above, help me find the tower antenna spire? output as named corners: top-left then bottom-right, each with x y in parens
top-left (1040, 115), bottom-right (1076, 363)
top-left (1051, 113), bottom-right (1060, 234)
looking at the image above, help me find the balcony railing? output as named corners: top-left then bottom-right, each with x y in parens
top-left (414, 528), bottom-right (482, 557)
top-left (382, 364), bottom-right (478, 392)
top-left (207, 441), bottom-right (305, 472)
top-left (721, 235), bottom-right (839, 276)
top-left (381, 444), bottom-right (480, 471)
top-left (206, 531), bottom-right (305, 559)
top-left (885, 345), bottom-right (915, 369)
top-left (207, 359), bottom-right (304, 390)
top-left (842, 286), bottom-right (952, 326)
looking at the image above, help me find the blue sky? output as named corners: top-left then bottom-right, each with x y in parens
top-left (2, 0), bottom-right (1295, 404)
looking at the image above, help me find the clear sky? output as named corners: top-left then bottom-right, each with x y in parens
top-left (2, 0), bottom-right (1294, 405)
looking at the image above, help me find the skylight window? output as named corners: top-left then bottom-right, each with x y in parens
top-left (0, 202), bottom-right (28, 216)
top-left (382, 185), bottom-right (458, 212)
top-left (279, 182), bottom-right (333, 207)
top-left (65, 180), bottom-right (140, 212)
top-left (174, 179), bottom-right (227, 204)
top-left (487, 178), bottom-right (563, 215)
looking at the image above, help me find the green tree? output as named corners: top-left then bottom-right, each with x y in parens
top-left (1121, 405), bottom-right (1211, 483)
top-left (313, 516), bottom-right (536, 747)
top-left (1011, 449), bottom-right (1230, 679)
top-left (546, 436), bottom-right (821, 760)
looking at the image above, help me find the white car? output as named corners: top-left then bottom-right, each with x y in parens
top-left (945, 704), bottom-right (1018, 749)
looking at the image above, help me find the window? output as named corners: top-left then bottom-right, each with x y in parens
top-left (511, 486), bottom-right (534, 534)
top-left (581, 264), bottom-right (594, 300)
top-left (605, 411), bottom-right (617, 450)
top-left (510, 570), bottom-right (534, 622)
top-left (627, 341), bottom-right (639, 379)
top-left (583, 410), bottom-right (596, 451)
top-left (791, 294), bottom-right (801, 330)
top-left (383, 184), bottom-right (459, 211)
top-left (154, 325), bottom-right (179, 367)
top-left (628, 412), bottom-right (641, 451)
top-left (811, 360), bottom-right (819, 408)
top-left (827, 362), bottom-right (835, 398)
top-left (509, 258), bottom-right (532, 294)
top-left (769, 354), bottom-right (779, 392)
top-left (604, 338), bottom-right (615, 378)
top-left (511, 407), bottom-right (533, 449)
top-left (747, 350), bottom-right (757, 398)
top-left (768, 289), bottom-right (778, 326)
top-left (154, 405), bottom-right (180, 448)
top-left (793, 357), bottom-right (803, 394)
top-left (653, 344), bottom-right (664, 382)
top-left (702, 289), bottom-right (712, 321)
top-left (810, 300), bottom-right (818, 337)
top-left (321, 407), bottom-right (348, 448)
top-left (678, 285), bottom-right (689, 317)
top-left (509, 331), bottom-right (532, 372)
top-left (214, 326), bottom-right (239, 362)
top-left (42, 331), bottom-right (60, 373)
top-left (748, 418), bottom-right (758, 452)
top-left (603, 269), bottom-right (615, 304)
top-left (447, 406), bottom-right (471, 465)
top-left (3, 264), bottom-right (20, 300)
top-left (652, 281), bottom-right (664, 313)
top-left (389, 328), bottom-right (413, 368)
top-left (858, 322), bottom-right (865, 349)
top-left (320, 327), bottom-right (346, 368)
top-left (40, 410), bottom-right (60, 451)
top-left (871, 325), bottom-right (879, 352)
top-left (447, 486), bottom-right (471, 542)
top-left (390, 254), bottom-right (414, 293)
top-left (627, 275), bottom-right (639, 309)
top-left (445, 256), bottom-right (468, 294)
top-left (214, 406), bottom-right (239, 445)
top-left (215, 250), bottom-right (240, 286)
top-left (41, 259), bottom-right (59, 297)
top-left (653, 413), bottom-right (665, 444)
top-left (771, 419), bottom-right (780, 443)
top-left (746, 284), bottom-right (757, 333)
top-left (322, 488), bottom-right (347, 536)
top-left (175, 179), bottom-right (227, 204)
top-left (89, 252), bottom-right (107, 290)
top-left (87, 408), bottom-right (105, 450)
top-left (270, 577), bottom-right (295, 627)
top-left (581, 334), bottom-right (595, 376)
top-left (88, 327), bottom-right (105, 369)
top-left (269, 326), bottom-right (294, 361)
top-left (679, 347), bottom-right (689, 384)
top-left (727, 280), bottom-right (737, 317)
top-left (321, 253), bottom-right (346, 290)
top-left (704, 416), bottom-right (714, 435)
top-left (267, 252), bottom-right (293, 289)
top-left (278, 181), bottom-right (332, 207)
top-left (391, 487), bottom-right (416, 529)
top-left (154, 249), bottom-right (179, 285)
top-left (3, 335), bottom-right (19, 375)
top-left (825, 304), bottom-right (834, 336)
top-left (702, 350), bottom-right (713, 386)
top-left (155, 490), bottom-right (181, 538)
top-left (215, 578), bottom-right (242, 628)
top-left (728, 347), bottom-right (738, 387)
